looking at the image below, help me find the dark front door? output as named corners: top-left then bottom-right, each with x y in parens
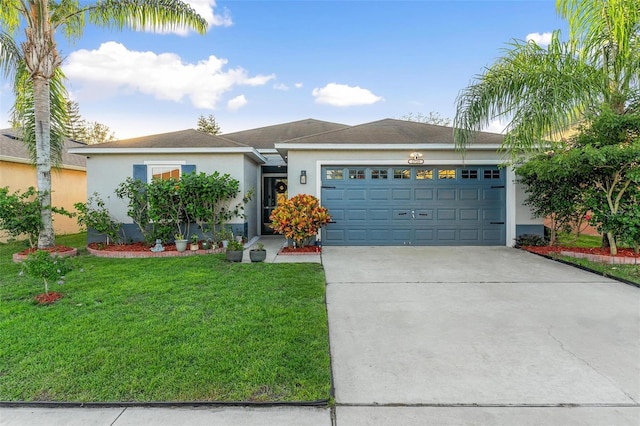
top-left (262, 175), bottom-right (288, 234)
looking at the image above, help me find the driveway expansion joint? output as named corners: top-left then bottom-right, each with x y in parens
top-left (546, 326), bottom-right (638, 403)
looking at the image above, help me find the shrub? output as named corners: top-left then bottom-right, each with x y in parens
top-left (21, 250), bottom-right (73, 296)
top-left (515, 234), bottom-right (549, 247)
top-left (270, 194), bottom-right (331, 248)
top-left (0, 187), bottom-right (71, 248)
top-left (74, 193), bottom-right (121, 244)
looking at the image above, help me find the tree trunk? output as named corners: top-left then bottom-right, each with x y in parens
top-left (33, 76), bottom-right (55, 249)
top-left (606, 231), bottom-right (617, 256)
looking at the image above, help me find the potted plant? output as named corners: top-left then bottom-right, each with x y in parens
top-left (225, 239), bottom-right (244, 262)
top-left (218, 228), bottom-right (233, 248)
top-left (200, 239), bottom-right (212, 250)
top-left (190, 234), bottom-right (200, 251)
top-left (249, 242), bottom-right (267, 262)
top-left (174, 233), bottom-right (188, 252)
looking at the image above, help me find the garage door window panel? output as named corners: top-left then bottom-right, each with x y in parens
top-left (326, 169), bottom-right (344, 180)
top-left (394, 169), bottom-right (411, 179)
top-left (438, 169), bottom-right (456, 179)
top-left (371, 169), bottom-right (388, 179)
top-left (349, 169), bottom-right (366, 180)
top-left (416, 169), bottom-right (433, 180)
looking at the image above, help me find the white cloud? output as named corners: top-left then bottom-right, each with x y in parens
top-left (227, 95), bottom-right (247, 111)
top-left (484, 119), bottom-right (508, 134)
top-left (312, 83), bottom-right (383, 107)
top-left (188, 0), bottom-right (233, 28)
top-left (273, 83), bottom-right (289, 91)
top-left (526, 32), bottom-right (553, 47)
top-left (294, 82), bottom-right (303, 89)
top-left (63, 42), bottom-right (274, 109)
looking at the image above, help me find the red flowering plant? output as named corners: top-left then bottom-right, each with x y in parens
top-left (270, 194), bottom-right (331, 248)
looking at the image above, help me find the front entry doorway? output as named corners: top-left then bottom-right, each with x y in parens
top-left (262, 174), bottom-right (288, 234)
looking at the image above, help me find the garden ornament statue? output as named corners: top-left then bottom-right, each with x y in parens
top-left (150, 239), bottom-right (164, 252)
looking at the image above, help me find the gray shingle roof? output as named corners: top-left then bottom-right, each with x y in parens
top-left (223, 119), bottom-right (350, 149)
top-left (0, 128), bottom-right (87, 168)
top-left (76, 129), bottom-right (249, 149)
top-left (281, 118), bottom-right (504, 145)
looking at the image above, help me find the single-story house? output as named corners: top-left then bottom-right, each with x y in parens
top-left (69, 118), bottom-right (543, 246)
top-left (0, 128), bottom-right (87, 241)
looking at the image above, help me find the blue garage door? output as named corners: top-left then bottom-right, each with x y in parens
top-left (321, 166), bottom-right (505, 246)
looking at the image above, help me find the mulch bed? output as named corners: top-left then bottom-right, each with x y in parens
top-left (13, 246), bottom-right (78, 263)
top-left (86, 242), bottom-right (224, 258)
top-left (523, 246), bottom-right (640, 258)
top-left (89, 242), bottom-right (162, 252)
top-left (33, 292), bottom-right (64, 305)
top-left (16, 245), bottom-right (76, 255)
top-left (278, 245), bottom-right (321, 255)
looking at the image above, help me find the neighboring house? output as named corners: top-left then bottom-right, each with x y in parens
top-left (69, 118), bottom-right (543, 246)
top-left (0, 129), bottom-right (87, 242)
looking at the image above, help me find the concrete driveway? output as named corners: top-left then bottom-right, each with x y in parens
top-left (323, 246), bottom-right (640, 425)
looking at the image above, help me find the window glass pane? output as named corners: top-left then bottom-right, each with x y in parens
top-left (484, 169), bottom-right (501, 179)
top-left (371, 169), bottom-right (388, 179)
top-left (349, 169), bottom-right (366, 179)
top-left (461, 169), bottom-right (478, 179)
top-left (438, 169), bottom-right (456, 179)
top-left (151, 166), bottom-right (180, 181)
top-left (416, 169), bottom-right (433, 180)
top-left (325, 169), bottom-right (344, 180)
top-left (393, 168), bottom-right (411, 179)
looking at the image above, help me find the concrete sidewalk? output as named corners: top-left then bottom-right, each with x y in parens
top-left (0, 406), bottom-right (331, 426)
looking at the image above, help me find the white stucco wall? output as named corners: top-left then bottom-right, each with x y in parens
top-left (242, 157), bottom-right (259, 238)
top-left (86, 153), bottom-right (248, 225)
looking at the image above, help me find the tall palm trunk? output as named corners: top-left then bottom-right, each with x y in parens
top-left (22, 0), bottom-right (60, 249)
top-left (33, 74), bottom-right (54, 248)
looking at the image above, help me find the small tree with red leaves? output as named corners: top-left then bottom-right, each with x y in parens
top-left (270, 194), bottom-right (331, 248)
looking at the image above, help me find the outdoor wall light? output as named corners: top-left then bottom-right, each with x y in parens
top-left (408, 152), bottom-right (424, 164)
top-left (300, 170), bottom-right (307, 184)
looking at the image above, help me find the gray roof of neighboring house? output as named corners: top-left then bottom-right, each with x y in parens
top-left (75, 129), bottom-right (249, 149)
top-left (0, 128), bottom-right (87, 169)
top-left (223, 119), bottom-right (351, 149)
top-left (280, 119), bottom-right (504, 145)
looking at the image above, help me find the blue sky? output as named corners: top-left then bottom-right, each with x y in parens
top-left (0, 1), bottom-right (567, 139)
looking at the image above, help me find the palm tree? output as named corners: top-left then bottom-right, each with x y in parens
top-left (453, 0), bottom-right (640, 153)
top-left (0, 1), bottom-right (207, 249)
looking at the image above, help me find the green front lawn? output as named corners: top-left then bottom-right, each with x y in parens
top-left (0, 234), bottom-right (331, 402)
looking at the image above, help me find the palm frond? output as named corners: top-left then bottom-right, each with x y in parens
top-left (0, 30), bottom-right (21, 80)
top-left (454, 31), bottom-right (602, 153)
top-left (87, 0), bottom-right (207, 35)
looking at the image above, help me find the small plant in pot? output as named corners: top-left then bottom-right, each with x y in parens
top-left (190, 234), bottom-right (200, 251)
top-left (225, 239), bottom-right (244, 262)
top-left (174, 233), bottom-right (188, 252)
top-left (249, 242), bottom-right (267, 262)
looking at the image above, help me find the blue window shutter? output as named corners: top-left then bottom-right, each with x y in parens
top-left (182, 164), bottom-right (196, 175)
top-left (133, 165), bottom-right (147, 181)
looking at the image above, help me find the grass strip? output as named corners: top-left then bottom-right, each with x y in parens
top-left (0, 234), bottom-right (331, 402)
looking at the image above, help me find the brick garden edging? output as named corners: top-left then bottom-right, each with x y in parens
top-left (560, 251), bottom-right (639, 265)
top-left (87, 246), bottom-right (224, 259)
